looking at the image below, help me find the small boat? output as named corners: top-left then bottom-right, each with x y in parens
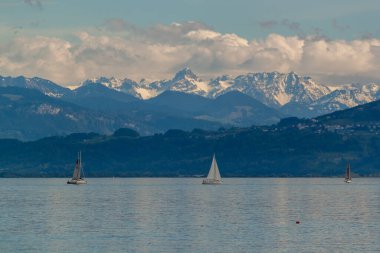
top-left (202, 154), bottom-right (222, 184)
top-left (67, 151), bottom-right (87, 185)
top-left (344, 163), bottom-right (352, 183)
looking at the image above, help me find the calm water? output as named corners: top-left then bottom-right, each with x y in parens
top-left (1, 178), bottom-right (380, 253)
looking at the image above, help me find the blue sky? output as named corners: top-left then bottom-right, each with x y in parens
top-left (2, 0), bottom-right (379, 40)
top-left (0, 0), bottom-right (380, 85)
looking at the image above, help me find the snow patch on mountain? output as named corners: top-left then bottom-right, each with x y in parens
top-left (274, 92), bottom-right (292, 105)
top-left (87, 77), bottom-right (123, 89)
top-left (134, 87), bottom-right (159, 99)
top-left (167, 68), bottom-right (212, 96)
top-left (35, 104), bottom-right (61, 115)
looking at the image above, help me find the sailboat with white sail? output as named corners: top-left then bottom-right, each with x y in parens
top-left (344, 163), bottom-right (352, 183)
top-left (67, 151), bottom-right (87, 184)
top-left (202, 154), bottom-right (222, 184)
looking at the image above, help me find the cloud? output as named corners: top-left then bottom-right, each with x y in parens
top-left (100, 18), bottom-right (138, 33)
top-left (281, 19), bottom-right (303, 35)
top-left (1, 21), bottom-right (380, 85)
top-left (23, 0), bottom-right (43, 10)
top-left (259, 20), bottom-right (278, 29)
top-left (259, 19), bottom-right (304, 36)
top-left (308, 27), bottom-right (329, 41)
top-left (240, 34), bottom-right (304, 73)
top-left (332, 19), bottom-right (350, 32)
top-left (299, 38), bottom-right (380, 83)
top-left (0, 36), bottom-right (85, 82)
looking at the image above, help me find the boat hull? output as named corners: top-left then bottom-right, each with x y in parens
top-left (202, 179), bottom-right (222, 185)
top-left (67, 179), bottom-right (87, 185)
top-left (344, 179), bottom-right (352, 183)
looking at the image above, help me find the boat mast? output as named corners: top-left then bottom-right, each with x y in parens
top-left (79, 151), bottom-right (82, 178)
top-left (213, 154), bottom-right (216, 180)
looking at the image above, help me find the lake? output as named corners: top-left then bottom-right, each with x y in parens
top-left (1, 178), bottom-right (380, 252)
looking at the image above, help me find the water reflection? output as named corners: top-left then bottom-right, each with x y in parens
top-left (1, 178), bottom-right (380, 252)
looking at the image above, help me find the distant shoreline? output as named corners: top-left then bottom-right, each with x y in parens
top-left (1, 176), bottom-right (379, 179)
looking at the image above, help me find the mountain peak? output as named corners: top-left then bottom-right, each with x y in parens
top-left (174, 68), bottom-right (198, 81)
top-left (82, 77), bottom-right (124, 89)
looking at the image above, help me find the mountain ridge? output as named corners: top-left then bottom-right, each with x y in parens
top-left (3, 86), bottom-right (269, 140)
top-left (83, 69), bottom-right (380, 117)
top-left (3, 70), bottom-right (380, 119)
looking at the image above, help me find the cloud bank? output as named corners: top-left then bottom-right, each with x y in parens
top-left (23, 0), bottom-right (43, 10)
top-left (0, 21), bottom-right (380, 85)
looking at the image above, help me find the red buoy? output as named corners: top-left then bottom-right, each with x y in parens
top-left (296, 220), bottom-right (300, 224)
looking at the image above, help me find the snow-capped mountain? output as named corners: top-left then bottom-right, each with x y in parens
top-left (84, 76), bottom-right (163, 99)
top-left (85, 69), bottom-right (332, 106)
top-left (166, 68), bottom-right (211, 96)
top-left (83, 69), bottom-right (337, 115)
top-left (309, 83), bottom-right (380, 115)
top-left (70, 81), bottom-right (137, 102)
top-left (83, 76), bottom-right (124, 89)
top-left (82, 68), bottom-right (380, 117)
top-left (4, 69), bottom-right (380, 120)
top-left (0, 75), bottom-right (70, 98)
top-left (2, 70), bottom-right (380, 140)
top-left (86, 68), bottom-right (212, 99)
top-left (209, 72), bottom-right (331, 108)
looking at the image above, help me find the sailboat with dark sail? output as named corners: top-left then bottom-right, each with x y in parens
top-left (67, 151), bottom-right (87, 184)
top-left (202, 154), bottom-right (222, 184)
top-left (344, 163), bottom-right (352, 183)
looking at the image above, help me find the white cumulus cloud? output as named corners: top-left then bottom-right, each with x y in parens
top-left (0, 21), bottom-right (380, 85)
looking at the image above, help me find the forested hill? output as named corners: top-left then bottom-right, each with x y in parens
top-left (2, 109), bottom-right (380, 177)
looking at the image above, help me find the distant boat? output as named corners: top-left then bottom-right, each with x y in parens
top-left (67, 151), bottom-right (87, 185)
top-left (202, 154), bottom-right (222, 184)
top-left (344, 163), bottom-right (352, 183)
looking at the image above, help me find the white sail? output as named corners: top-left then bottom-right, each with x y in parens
top-left (344, 163), bottom-right (352, 183)
top-left (67, 151), bottom-right (87, 184)
top-left (206, 155), bottom-right (221, 181)
top-left (72, 152), bottom-right (81, 180)
top-left (203, 154), bottom-right (222, 184)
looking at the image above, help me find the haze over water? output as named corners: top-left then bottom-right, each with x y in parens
top-left (1, 178), bottom-right (379, 252)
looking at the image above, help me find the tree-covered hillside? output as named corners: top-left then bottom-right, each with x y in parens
top-left (1, 120), bottom-right (380, 177)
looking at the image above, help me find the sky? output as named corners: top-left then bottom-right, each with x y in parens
top-left (0, 0), bottom-right (380, 85)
